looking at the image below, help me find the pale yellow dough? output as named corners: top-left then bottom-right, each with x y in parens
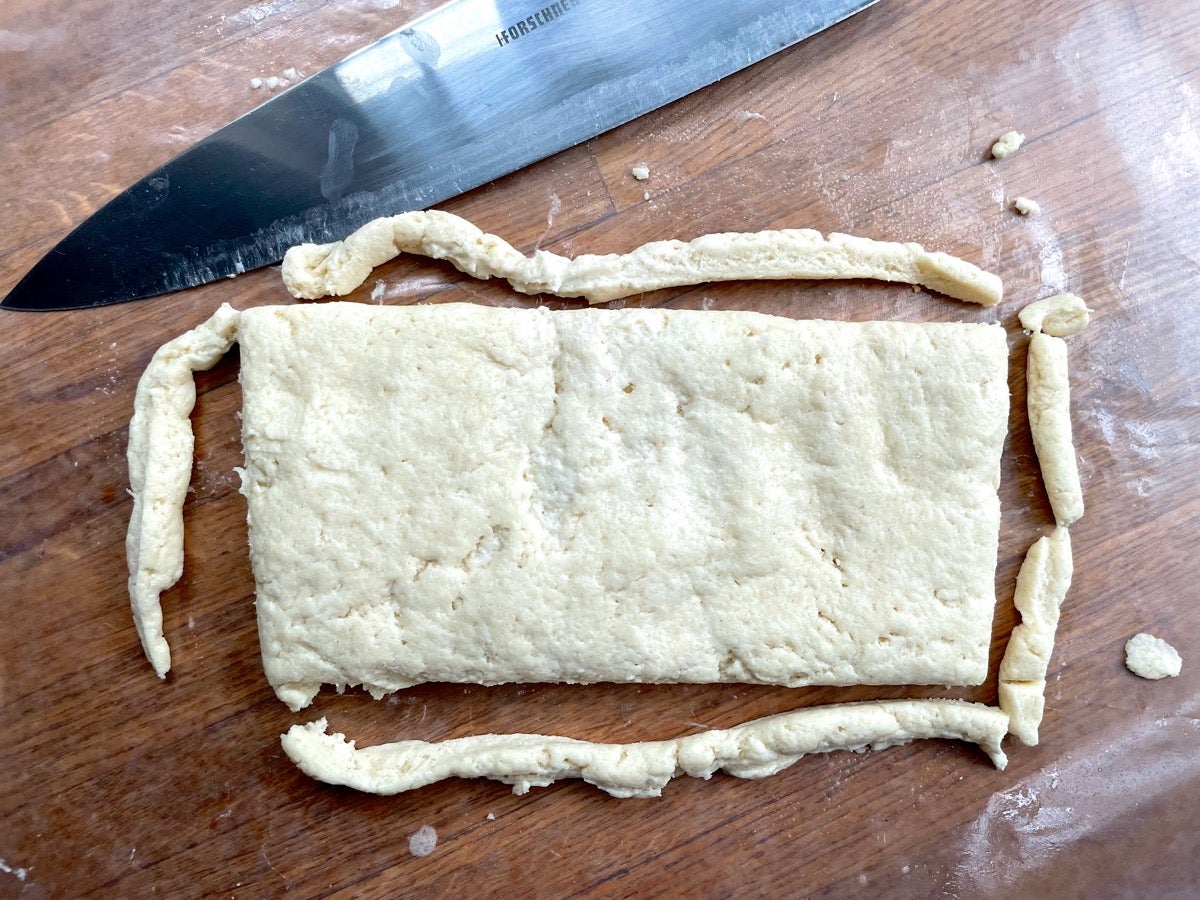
top-left (127, 303), bottom-right (1010, 713)
top-left (125, 212), bottom-right (1024, 797)
top-left (991, 130), bottom-right (1025, 159)
top-left (281, 700), bottom-right (1010, 798)
top-left (1013, 196), bottom-right (1041, 216)
top-left (998, 526), bottom-right (1073, 745)
top-left (1019, 293), bottom-right (1090, 337)
top-left (280, 210), bottom-right (1003, 306)
top-left (245, 304), bottom-right (1008, 709)
top-left (1027, 332), bottom-right (1084, 525)
top-left (126, 304), bottom-right (241, 677)
top-left (1124, 633), bottom-right (1182, 679)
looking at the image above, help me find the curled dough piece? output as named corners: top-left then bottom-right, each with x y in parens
top-left (998, 526), bottom-right (1073, 745)
top-left (1027, 332), bottom-right (1084, 525)
top-left (1019, 293), bottom-right (1090, 337)
top-left (282, 700), bottom-right (1009, 799)
top-left (280, 210), bottom-right (1003, 306)
top-left (127, 304), bottom-right (241, 676)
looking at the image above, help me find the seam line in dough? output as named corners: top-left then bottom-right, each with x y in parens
top-left (281, 699), bottom-right (1009, 798)
top-left (279, 209), bottom-right (1003, 306)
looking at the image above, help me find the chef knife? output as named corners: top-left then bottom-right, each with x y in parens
top-left (2, 0), bottom-right (875, 312)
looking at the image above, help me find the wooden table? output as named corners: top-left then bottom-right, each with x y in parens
top-left (2, 0), bottom-right (1197, 895)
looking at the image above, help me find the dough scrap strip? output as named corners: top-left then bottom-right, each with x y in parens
top-left (127, 304), bottom-right (241, 677)
top-left (281, 700), bottom-right (1009, 799)
top-left (280, 209), bottom-right (1003, 306)
top-left (1027, 332), bottom-right (1084, 525)
top-left (999, 301), bottom-right (1085, 745)
top-left (997, 526), bottom-right (1073, 745)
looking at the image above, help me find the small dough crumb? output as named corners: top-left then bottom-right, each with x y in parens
top-left (486, 812), bottom-right (496, 821)
top-left (642, 190), bottom-right (650, 201)
top-left (1013, 196), bottom-right (1041, 216)
top-left (253, 69), bottom-right (302, 91)
top-left (1125, 633), bottom-right (1182, 679)
top-left (408, 824), bottom-right (438, 857)
top-left (631, 164), bottom-right (650, 181)
top-left (991, 130), bottom-right (1025, 159)
top-left (736, 110), bottom-right (766, 122)
top-left (1019, 294), bottom-right (1090, 337)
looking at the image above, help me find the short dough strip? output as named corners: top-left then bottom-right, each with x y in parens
top-left (280, 209), bottom-right (1003, 306)
top-left (281, 700), bottom-right (1009, 799)
top-left (1027, 332), bottom-right (1084, 525)
top-left (997, 526), bottom-right (1073, 745)
top-left (127, 303), bottom-right (241, 676)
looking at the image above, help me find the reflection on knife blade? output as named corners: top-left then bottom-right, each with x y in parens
top-left (2, 0), bottom-right (876, 311)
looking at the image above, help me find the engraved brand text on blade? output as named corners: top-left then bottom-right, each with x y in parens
top-left (496, 0), bottom-right (580, 47)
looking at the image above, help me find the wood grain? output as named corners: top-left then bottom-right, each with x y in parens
top-left (2, 0), bottom-right (1198, 896)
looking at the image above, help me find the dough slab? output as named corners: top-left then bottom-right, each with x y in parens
top-left (128, 302), bottom-right (1010, 711)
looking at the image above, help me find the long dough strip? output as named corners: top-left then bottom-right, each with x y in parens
top-left (281, 700), bottom-right (1009, 799)
top-left (997, 526), bottom-right (1073, 745)
top-left (126, 304), bottom-right (241, 676)
top-left (1027, 332), bottom-right (1084, 525)
top-left (280, 210), bottom-right (1004, 306)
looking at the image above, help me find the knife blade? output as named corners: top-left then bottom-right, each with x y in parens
top-left (2, 0), bottom-right (874, 312)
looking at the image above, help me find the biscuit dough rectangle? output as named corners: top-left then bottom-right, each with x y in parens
top-left (234, 304), bottom-right (1009, 710)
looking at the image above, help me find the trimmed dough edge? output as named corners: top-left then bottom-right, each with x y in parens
top-left (281, 699), bottom-right (1009, 799)
top-left (279, 209), bottom-right (1003, 307)
top-left (997, 526), bottom-right (1073, 745)
top-left (126, 303), bottom-right (241, 676)
top-left (1027, 332), bottom-right (1084, 525)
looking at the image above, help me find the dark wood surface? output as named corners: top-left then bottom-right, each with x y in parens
top-left (2, 0), bottom-right (1198, 896)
